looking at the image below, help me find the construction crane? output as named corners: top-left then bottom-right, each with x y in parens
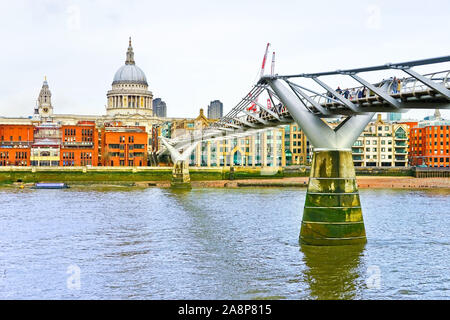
top-left (248, 43), bottom-right (271, 112)
top-left (260, 42), bottom-right (271, 78)
top-left (270, 51), bottom-right (275, 76)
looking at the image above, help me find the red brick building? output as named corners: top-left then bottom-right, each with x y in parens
top-left (101, 122), bottom-right (148, 167)
top-left (409, 122), bottom-right (450, 167)
top-left (0, 124), bottom-right (34, 166)
top-left (0, 122), bottom-right (148, 167)
top-left (61, 121), bottom-right (99, 166)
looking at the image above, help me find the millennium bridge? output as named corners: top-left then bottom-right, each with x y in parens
top-left (159, 55), bottom-right (450, 246)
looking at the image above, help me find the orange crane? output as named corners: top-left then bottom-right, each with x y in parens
top-left (260, 42), bottom-right (271, 78)
top-left (248, 43), bottom-right (271, 112)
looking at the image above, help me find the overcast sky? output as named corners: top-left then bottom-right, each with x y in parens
top-left (0, 0), bottom-right (449, 120)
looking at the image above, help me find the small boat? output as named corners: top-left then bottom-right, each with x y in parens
top-left (32, 183), bottom-right (69, 189)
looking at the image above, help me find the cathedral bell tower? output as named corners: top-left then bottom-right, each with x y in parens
top-left (37, 76), bottom-right (53, 117)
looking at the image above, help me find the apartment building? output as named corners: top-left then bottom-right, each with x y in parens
top-left (352, 115), bottom-right (409, 167)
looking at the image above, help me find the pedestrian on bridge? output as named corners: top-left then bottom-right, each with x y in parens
top-left (397, 79), bottom-right (402, 93)
top-left (343, 88), bottom-right (350, 99)
top-left (326, 91), bottom-right (332, 103)
top-left (392, 77), bottom-right (398, 93)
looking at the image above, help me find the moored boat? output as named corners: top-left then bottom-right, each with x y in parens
top-left (32, 183), bottom-right (69, 189)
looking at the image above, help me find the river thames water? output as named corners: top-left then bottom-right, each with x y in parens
top-left (0, 186), bottom-right (449, 300)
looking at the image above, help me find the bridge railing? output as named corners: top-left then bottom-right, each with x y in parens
top-left (401, 70), bottom-right (449, 96)
top-left (389, 70), bottom-right (450, 97)
top-left (289, 69), bottom-right (450, 112)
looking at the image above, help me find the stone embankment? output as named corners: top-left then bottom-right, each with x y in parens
top-left (191, 176), bottom-right (450, 189)
top-left (1, 166), bottom-right (448, 189)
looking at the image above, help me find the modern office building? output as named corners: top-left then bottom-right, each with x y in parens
top-left (388, 112), bottom-right (402, 122)
top-left (207, 100), bottom-right (223, 119)
top-left (153, 98), bottom-right (167, 118)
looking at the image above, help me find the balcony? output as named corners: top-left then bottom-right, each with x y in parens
top-left (34, 132), bottom-right (61, 139)
top-left (394, 134), bottom-right (407, 140)
top-left (62, 141), bottom-right (94, 148)
top-left (395, 153), bottom-right (407, 160)
top-left (0, 141), bottom-right (32, 148)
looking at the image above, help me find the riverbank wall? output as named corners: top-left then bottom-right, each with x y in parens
top-left (192, 176), bottom-right (449, 189)
top-left (0, 166), bottom-right (291, 184)
top-left (0, 166), bottom-right (447, 189)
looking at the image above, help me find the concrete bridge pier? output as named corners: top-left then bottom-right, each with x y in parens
top-left (267, 79), bottom-right (375, 245)
top-left (160, 137), bottom-right (199, 189)
top-left (171, 160), bottom-right (191, 189)
top-left (303, 148), bottom-right (365, 245)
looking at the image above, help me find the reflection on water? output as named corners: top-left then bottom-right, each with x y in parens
top-left (301, 244), bottom-right (365, 300)
top-left (0, 186), bottom-right (449, 299)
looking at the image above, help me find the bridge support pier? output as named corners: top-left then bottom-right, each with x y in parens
top-left (171, 160), bottom-right (191, 189)
top-left (302, 149), bottom-right (365, 245)
top-left (160, 137), bottom-right (199, 189)
top-left (267, 78), bottom-right (374, 245)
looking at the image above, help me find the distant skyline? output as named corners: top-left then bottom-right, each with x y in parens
top-left (0, 0), bottom-right (448, 120)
